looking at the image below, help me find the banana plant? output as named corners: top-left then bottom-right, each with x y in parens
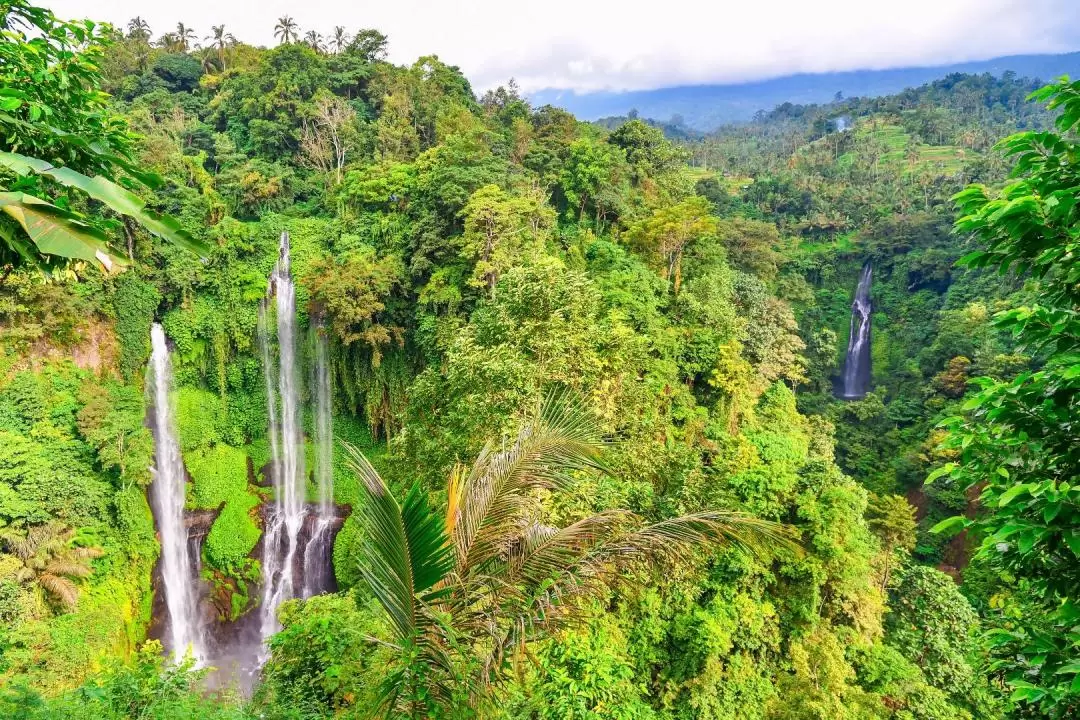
top-left (0, 151), bottom-right (210, 272)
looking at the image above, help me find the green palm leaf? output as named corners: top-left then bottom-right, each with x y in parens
top-left (455, 388), bottom-right (608, 574)
top-left (343, 442), bottom-right (454, 643)
top-left (489, 511), bottom-right (800, 664)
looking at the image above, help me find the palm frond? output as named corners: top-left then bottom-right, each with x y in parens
top-left (343, 441), bottom-right (453, 643)
top-left (45, 560), bottom-right (91, 579)
top-left (71, 546), bottom-right (104, 561)
top-left (445, 462), bottom-right (467, 539)
top-left (510, 509), bottom-right (636, 586)
top-left (455, 389), bottom-right (608, 574)
top-left (589, 511), bottom-right (801, 568)
top-left (38, 573), bottom-right (78, 611)
top-left (486, 511), bottom-right (800, 668)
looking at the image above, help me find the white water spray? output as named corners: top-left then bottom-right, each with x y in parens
top-left (259, 232), bottom-right (307, 643)
top-left (303, 325), bottom-right (334, 598)
top-left (147, 323), bottom-right (205, 663)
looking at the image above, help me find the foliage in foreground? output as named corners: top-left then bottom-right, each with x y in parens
top-left (931, 77), bottom-right (1080, 718)
top-left (348, 392), bottom-right (798, 717)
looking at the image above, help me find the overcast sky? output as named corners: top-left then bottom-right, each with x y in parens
top-left (47, 0), bottom-right (1080, 93)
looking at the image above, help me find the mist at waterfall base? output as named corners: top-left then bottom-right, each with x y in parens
top-left (838, 262), bottom-right (873, 399)
top-left (146, 232), bottom-right (341, 690)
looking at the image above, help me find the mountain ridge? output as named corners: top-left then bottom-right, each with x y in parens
top-left (529, 51), bottom-right (1080, 129)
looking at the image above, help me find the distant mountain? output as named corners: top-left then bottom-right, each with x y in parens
top-left (529, 52), bottom-right (1080, 130)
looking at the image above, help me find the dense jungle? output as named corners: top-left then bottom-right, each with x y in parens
top-left (0, 2), bottom-right (1078, 718)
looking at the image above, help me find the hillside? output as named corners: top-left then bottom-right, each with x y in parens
top-left (532, 51), bottom-right (1080, 129)
top-left (1, 2), bottom-right (1078, 719)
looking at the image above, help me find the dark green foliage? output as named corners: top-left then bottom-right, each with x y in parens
top-left (111, 272), bottom-right (160, 380)
top-left (148, 53), bottom-right (203, 93)
top-left (0, 5), bottom-right (1065, 718)
top-left (930, 78), bottom-right (1080, 718)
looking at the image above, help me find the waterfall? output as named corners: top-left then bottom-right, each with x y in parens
top-left (259, 232), bottom-right (308, 643)
top-left (147, 323), bottom-right (205, 663)
top-left (841, 262), bottom-right (873, 399)
top-left (303, 324), bottom-right (334, 598)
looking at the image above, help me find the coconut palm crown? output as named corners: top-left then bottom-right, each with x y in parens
top-left (346, 390), bottom-right (800, 717)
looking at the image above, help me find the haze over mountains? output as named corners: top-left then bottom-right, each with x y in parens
top-left (530, 51), bottom-right (1080, 130)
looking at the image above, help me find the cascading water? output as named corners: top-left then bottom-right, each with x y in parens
top-left (259, 231), bottom-right (308, 644)
top-left (840, 262), bottom-right (873, 399)
top-left (302, 324), bottom-right (334, 598)
top-left (147, 323), bottom-right (205, 663)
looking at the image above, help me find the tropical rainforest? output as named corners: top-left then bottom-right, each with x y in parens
top-left (0, 1), bottom-right (1077, 718)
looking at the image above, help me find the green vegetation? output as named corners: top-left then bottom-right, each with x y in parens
top-left (0, 2), bottom-right (1076, 719)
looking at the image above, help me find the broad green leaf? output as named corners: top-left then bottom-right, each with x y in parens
top-left (930, 515), bottom-right (968, 536)
top-left (0, 192), bottom-right (124, 271)
top-left (1065, 532), bottom-right (1080, 559)
top-left (0, 151), bottom-right (210, 257)
top-left (925, 463), bottom-right (956, 485)
top-left (998, 483), bottom-right (1032, 507)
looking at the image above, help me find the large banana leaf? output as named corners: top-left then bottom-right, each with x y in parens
top-left (0, 112), bottom-right (164, 188)
top-left (0, 191), bottom-right (125, 271)
top-left (0, 151), bottom-right (210, 258)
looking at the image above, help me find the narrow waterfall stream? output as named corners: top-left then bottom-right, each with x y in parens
top-left (147, 323), bottom-right (205, 662)
top-left (259, 231), bottom-right (308, 645)
top-left (840, 262), bottom-right (873, 399)
top-left (303, 324), bottom-right (334, 598)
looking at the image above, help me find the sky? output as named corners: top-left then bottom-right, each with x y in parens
top-left (46, 0), bottom-right (1080, 93)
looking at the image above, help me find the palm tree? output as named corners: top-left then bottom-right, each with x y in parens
top-left (175, 22), bottom-right (196, 52)
top-left (274, 16), bottom-right (298, 45)
top-left (126, 16), bottom-right (151, 41)
top-left (331, 26), bottom-right (350, 54)
top-left (206, 24), bottom-right (235, 70)
top-left (2, 523), bottom-right (103, 612)
top-left (198, 47), bottom-right (220, 74)
top-left (303, 30), bottom-right (324, 53)
top-left (346, 391), bottom-right (798, 716)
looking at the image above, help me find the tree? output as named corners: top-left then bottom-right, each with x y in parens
top-left (930, 78), bottom-right (1080, 718)
top-left (206, 24), bottom-right (235, 70)
top-left (307, 248), bottom-right (404, 365)
top-left (347, 28), bottom-right (389, 62)
top-left (866, 493), bottom-right (916, 589)
top-left (347, 392), bottom-right (798, 717)
top-left (126, 16), bottom-right (150, 40)
top-left (608, 118), bottom-right (689, 191)
top-left (626, 196), bottom-right (717, 294)
top-left (304, 30), bottom-right (325, 53)
top-left (298, 92), bottom-right (358, 184)
top-left (331, 26), bottom-right (350, 53)
top-left (885, 565), bottom-right (982, 704)
top-left (174, 22), bottom-right (196, 52)
top-left (274, 15), bottom-right (298, 44)
top-left (457, 184), bottom-right (553, 295)
top-left (1, 523), bottom-right (103, 612)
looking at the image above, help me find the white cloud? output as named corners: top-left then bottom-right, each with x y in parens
top-left (46, 0), bottom-right (1080, 92)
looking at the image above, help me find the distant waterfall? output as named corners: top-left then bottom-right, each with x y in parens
top-left (147, 323), bottom-right (204, 663)
top-left (259, 232), bottom-right (307, 643)
top-left (841, 262), bottom-right (873, 399)
top-left (303, 324), bottom-right (334, 598)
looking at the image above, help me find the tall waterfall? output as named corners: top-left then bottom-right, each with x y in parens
top-left (303, 324), bottom-right (334, 598)
top-left (259, 231), bottom-right (307, 642)
top-left (841, 262), bottom-right (873, 399)
top-left (147, 323), bottom-right (205, 662)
